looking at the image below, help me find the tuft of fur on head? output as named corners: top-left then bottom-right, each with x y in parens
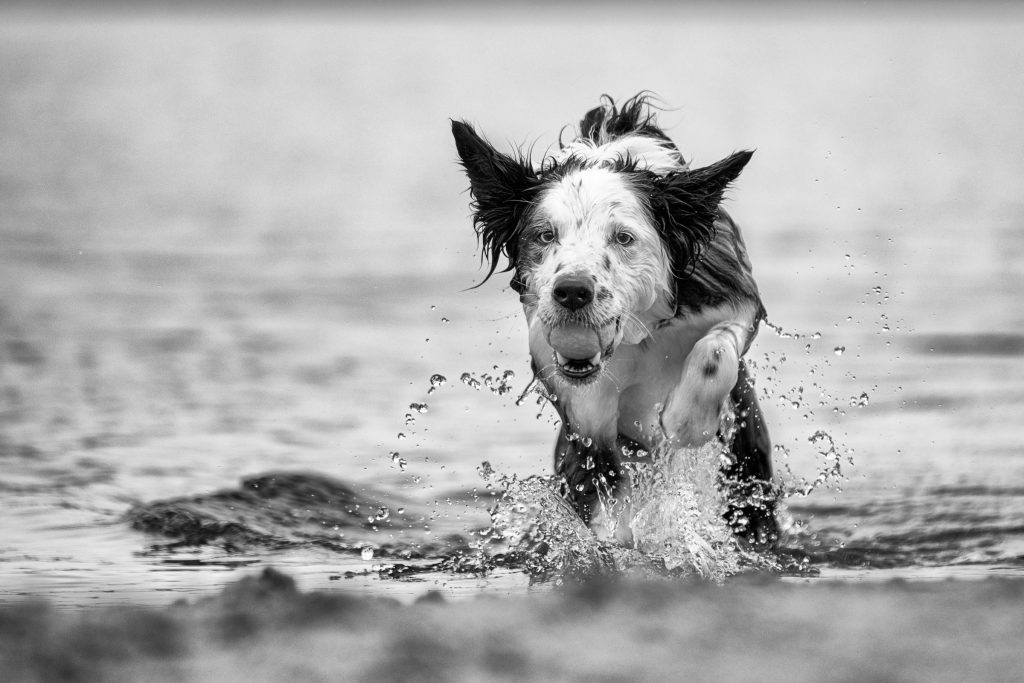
top-left (578, 92), bottom-right (679, 151)
top-left (453, 95), bottom-right (752, 353)
top-left (559, 92), bottom-right (687, 176)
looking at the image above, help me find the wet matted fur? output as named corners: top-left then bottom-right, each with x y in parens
top-left (452, 94), bottom-right (778, 547)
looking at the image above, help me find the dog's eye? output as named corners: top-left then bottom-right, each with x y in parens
top-left (614, 231), bottom-right (635, 246)
top-left (537, 229), bottom-right (556, 244)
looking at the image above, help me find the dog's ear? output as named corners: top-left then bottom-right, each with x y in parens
top-left (452, 120), bottom-right (538, 284)
top-left (649, 150), bottom-right (752, 272)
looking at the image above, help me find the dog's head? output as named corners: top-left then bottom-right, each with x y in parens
top-left (453, 95), bottom-right (751, 385)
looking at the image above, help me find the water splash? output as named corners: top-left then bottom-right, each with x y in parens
top-left (459, 369), bottom-right (517, 396)
top-left (626, 441), bottom-right (742, 580)
top-left (426, 374), bottom-right (447, 395)
top-left (390, 451), bottom-right (407, 471)
top-left (488, 473), bottom-right (614, 582)
top-left (484, 440), bottom-right (762, 584)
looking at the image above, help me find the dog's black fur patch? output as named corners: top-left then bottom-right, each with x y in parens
top-left (452, 120), bottom-right (541, 286)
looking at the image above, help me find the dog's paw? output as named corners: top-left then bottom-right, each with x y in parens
top-left (690, 335), bottom-right (740, 392)
top-left (661, 336), bottom-right (740, 447)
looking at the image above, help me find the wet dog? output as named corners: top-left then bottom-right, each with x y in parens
top-left (453, 94), bottom-right (777, 547)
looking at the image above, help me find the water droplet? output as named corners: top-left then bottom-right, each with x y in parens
top-left (441, 317), bottom-right (450, 324)
top-left (477, 461), bottom-right (495, 480)
top-left (833, 346), bottom-right (846, 356)
top-left (397, 433), bottom-right (406, 440)
top-left (409, 402), bottom-right (429, 413)
top-left (429, 374), bottom-right (447, 388)
top-left (361, 547), bottom-right (374, 561)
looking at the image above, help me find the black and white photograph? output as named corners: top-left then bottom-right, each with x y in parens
top-left (1, 1), bottom-right (1022, 680)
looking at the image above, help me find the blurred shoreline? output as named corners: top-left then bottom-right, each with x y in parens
top-left (3, 567), bottom-right (1023, 681)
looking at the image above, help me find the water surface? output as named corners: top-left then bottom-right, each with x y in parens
top-left (1, 6), bottom-right (1023, 606)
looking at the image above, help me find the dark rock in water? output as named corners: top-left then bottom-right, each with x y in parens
top-left (127, 471), bottom-right (418, 552)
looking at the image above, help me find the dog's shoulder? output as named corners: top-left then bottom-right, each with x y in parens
top-left (673, 208), bottom-right (765, 322)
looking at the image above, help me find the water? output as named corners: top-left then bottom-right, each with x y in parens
top-left (2, 6), bottom-right (1024, 607)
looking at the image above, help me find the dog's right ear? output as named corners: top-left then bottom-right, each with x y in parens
top-left (452, 120), bottom-right (538, 284)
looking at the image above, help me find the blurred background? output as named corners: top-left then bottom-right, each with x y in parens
top-left (1, 2), bottom-right (1023, 605)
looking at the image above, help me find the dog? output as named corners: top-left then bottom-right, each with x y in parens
top-left (452, 94), bottom-right (778, 548)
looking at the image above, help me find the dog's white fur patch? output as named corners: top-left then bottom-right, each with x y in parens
top-left (525, 142), bottom-right (681, 347)
top-left (557, 134), bottom-right (687, 176)
top-left (542, 169), bottom-right (671, 343)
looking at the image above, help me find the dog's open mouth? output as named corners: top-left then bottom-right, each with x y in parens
top-left (553, 347), bottom-right (612, 379)
top-left (547, 320), bottom-right (618, 382)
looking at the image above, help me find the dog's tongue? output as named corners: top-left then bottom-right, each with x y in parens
top-left (548, 324), bottom-right (602, 360)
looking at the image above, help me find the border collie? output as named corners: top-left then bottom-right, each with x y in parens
top-left (453, 94), bottom-right (778, 548)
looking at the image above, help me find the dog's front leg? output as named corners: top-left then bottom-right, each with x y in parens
top-left (553, 389), bottom-right (635, 544)
top-left (661, 319), bottom-right (749, 447)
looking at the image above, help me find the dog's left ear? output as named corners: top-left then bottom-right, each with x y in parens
top-left (452, 120), bottom-right (539, 283)
top-left (649, 150), bottom-right (753, 271)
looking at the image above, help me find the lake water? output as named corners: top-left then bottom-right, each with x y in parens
top-left (2, 5), bottom-right (1023, 608)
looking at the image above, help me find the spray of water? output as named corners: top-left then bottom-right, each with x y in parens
top-left (626, 441), bottom-right (742, 580)
top-left (483, 437), bottom-right (768, 584)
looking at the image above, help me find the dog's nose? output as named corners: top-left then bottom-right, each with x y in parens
top-left (552, 277), bottom-right (594, 311)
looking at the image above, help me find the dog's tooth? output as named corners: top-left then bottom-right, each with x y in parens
top-left (555, 351), bottom-right (569, 366)
top-left (589, 352), bottom-right (601, 366)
